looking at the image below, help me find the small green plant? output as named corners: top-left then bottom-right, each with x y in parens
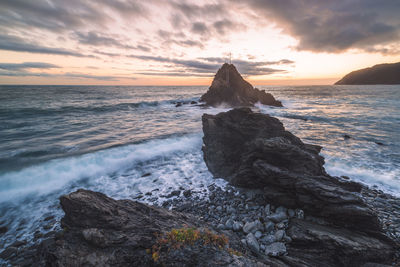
top-left (151, 226), bottom-right (241, 263)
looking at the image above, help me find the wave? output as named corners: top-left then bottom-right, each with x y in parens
top-left (0, 133), bottom-right (202, 203)
top-left (324, 157), bottom-right (400, 197)
top-left (0, 97), bottom-right (199, 118)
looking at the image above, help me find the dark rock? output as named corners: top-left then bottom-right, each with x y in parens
top-left (30, 189), bottom-right (266, 267)
top-left (335, 62), bottom-right (400, 85)
top-left (343, 134), bottom-right (351, 139)
top-left (285, 219), bottom-right (396, 266)
top-left (167, 190), bottom-right (181, 198)
top-left (202, 108), bottom-right (380, 233)
top-left (0, 246), bottom-right (17, 260)
top-left (175, 102), bottom-right (183, 107)
top-left (200, 64), bottom-right (282, 107)
top-left (183, 190), bottom-right (192, 198)
top-left (190, 101), bottom-right (198, 105)
top-left (0, 226), bottom-right (7, 234)
top-left (375, 141), bottom-right (385, 146)
top-left (141, 172), bottom-right (151, 177)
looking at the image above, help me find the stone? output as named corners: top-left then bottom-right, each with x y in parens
top-left (267, 212), bottom-right (287, 223)
top-left (200, 64), bottom-right (282, 107)
top-left (246, 233), bottom-right (260, 253)
top-left (254, 231), bottom-right (262, 239)
top-left (274, 230), bottom-right (285, 241)
top-left (243, 220), bottom-right (263, 234)
top-left (167, 190), bottom-right (181, 198)
top-left (232, 222), bottom-right (242, 232)
top-left (225, 219), bottom-right (234, 230)
top-left (264, 221), bottom-right (275, 233)
top-left (264, 204), bottom-right (271, 215)
top-left (29, 189), bottom-right (266, 267)
top-left (265, 242), bottom-right (286, 257)
top-left (261, 235), bottom-right (276, 245)
top-left (201, 108), bottom-right (380, 233)
top-left (0, 246), bottom-right (17, 260)
top-left (183, 190), bottom-right (192, 198)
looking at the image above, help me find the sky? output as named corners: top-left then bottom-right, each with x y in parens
top-left (0, 0), bottom-right (400, 85)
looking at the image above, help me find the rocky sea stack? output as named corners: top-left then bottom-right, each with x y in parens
top-left (200, 63), bottom-right (282, 107)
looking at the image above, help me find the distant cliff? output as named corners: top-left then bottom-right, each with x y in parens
top-left (335, 62), bottom-right (400, 85)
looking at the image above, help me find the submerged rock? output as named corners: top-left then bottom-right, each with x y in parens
top-left (200, 63), bottom-right (282, 107)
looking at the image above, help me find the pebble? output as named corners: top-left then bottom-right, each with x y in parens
top-left (254, 231), bottom-right (262, 239)
top-left (246, 233), bottom-right (260, 253)
top-left (261, 235), bottom-right (276, 245)
top-left (265, 242), bottom-right (287, 256)
top-left (264, 221), bottom-right (275, 233)
top-left (296, 209), bottom-right (304, 219)
top-left (232, 221), bottom-right (243, 232)
top-left (274, 230), bottom-right (285, 241)
top-left (267, 212), bottom-right (287, 223)
top-left (243, 220), bottom-right (263, 234)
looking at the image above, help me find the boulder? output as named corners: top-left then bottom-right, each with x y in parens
top-left (200, 63), bottom-right (282, 107)
top-left (31, 189), bottom-right (269, 267)
top-left (201, 108), bottom-right (382, 233)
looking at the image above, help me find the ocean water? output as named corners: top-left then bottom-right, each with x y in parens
top-left (0, 85), bottom-right (399, 251)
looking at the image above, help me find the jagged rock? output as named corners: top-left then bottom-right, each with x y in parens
top-left (200, 63), bottom-right (282, 107)
top-left (202, 107), bottom-right (397, 265)
top-left (31, 189), bottom-right (268, 267)
top-left (285, 219), bottom-right (396, 266)
top-left (202, 108), bottom-right (379, 232)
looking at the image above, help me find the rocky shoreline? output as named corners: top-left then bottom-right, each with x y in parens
top-left (2, 108), bottom-right (400, 267)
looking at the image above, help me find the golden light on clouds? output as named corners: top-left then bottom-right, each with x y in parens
top-left (1, 0), bottom-right (400, 85)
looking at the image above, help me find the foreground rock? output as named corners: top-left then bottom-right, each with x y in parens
top-left (27, 189), bottom-right (273, 267)
top-left (202, 108), bottom-right (397, 265)
top-left (335, 61), bottom-right (400, 85)
top-left (200, 63), bottom-right (282, 107)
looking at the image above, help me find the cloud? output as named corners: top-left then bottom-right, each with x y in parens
top-left (130, 55), bottom-right (290, 76)
top-left (0, 34), bottom-right (89, 57)
top-left (233, 0), bottom-right (400, 53)
top-left (191, 22), bottom-right (208, 35)
top-left (0, 62), bottom-right (60, 71)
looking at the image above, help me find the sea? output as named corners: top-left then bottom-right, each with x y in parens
top-left (0, 85), bottom-right (399, 252)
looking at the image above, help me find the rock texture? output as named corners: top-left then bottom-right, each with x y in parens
top-left (200, 63), bottom-right (282, 107)
top-left (31, 189), bottom-right (269, 267)
top-left (202, 108), bottom-right (397, 265)
top-left (335, 62), bottom-right (400, 85)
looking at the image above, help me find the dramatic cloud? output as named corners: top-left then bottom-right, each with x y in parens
top-left (0, 34), bottom-right (89, 57)
top-left (130, 55), bottom-right (290, 76)
top-left (233, 0), bottom-right (400, 53)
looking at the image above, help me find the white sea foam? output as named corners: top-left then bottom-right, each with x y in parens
top-left (325, 157), bottom-right (400, 197)
top-left (0, 133), bottom-right (203, 203)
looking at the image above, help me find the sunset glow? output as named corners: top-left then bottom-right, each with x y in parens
top-left (1, 0), bottom-right (400, 85)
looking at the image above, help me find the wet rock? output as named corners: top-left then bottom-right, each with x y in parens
top-left (232, 221), bottom-right (243, 232)
top-left (190, 101), bottom-right (198, 105)
top-left (183, 190), bottom-right (192, 198)
top-left (175, 102), bottom-right (182, 107)
top-left (343, 134), bottom-right (351, 139)
top-left (141, 172), bottom-right (151, 177)
top-left (202, 108), bottom-right (380, 233)
top-left (265, 242), bottom-right (286, 257)
top-left (30, 189), bottom-right (264, 267)
top-left (167, 190), bottom-right (181, 198)
top-left (0, 246), bottom-right (17, 260)
top-left (200, 64), bottom-right (282, 107)
top-left (243, 220), bottom-right (263, 234)
top-left (264, 221), bottom-right (275, 233)
top-left (267, 212), bottom-right (287, 223)
top-left (0, 226), bottom-right (7, 234)
top-left (246, 233), bottom-right (260, 253)
top-left (274, 230), bottom-right (285, 241)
